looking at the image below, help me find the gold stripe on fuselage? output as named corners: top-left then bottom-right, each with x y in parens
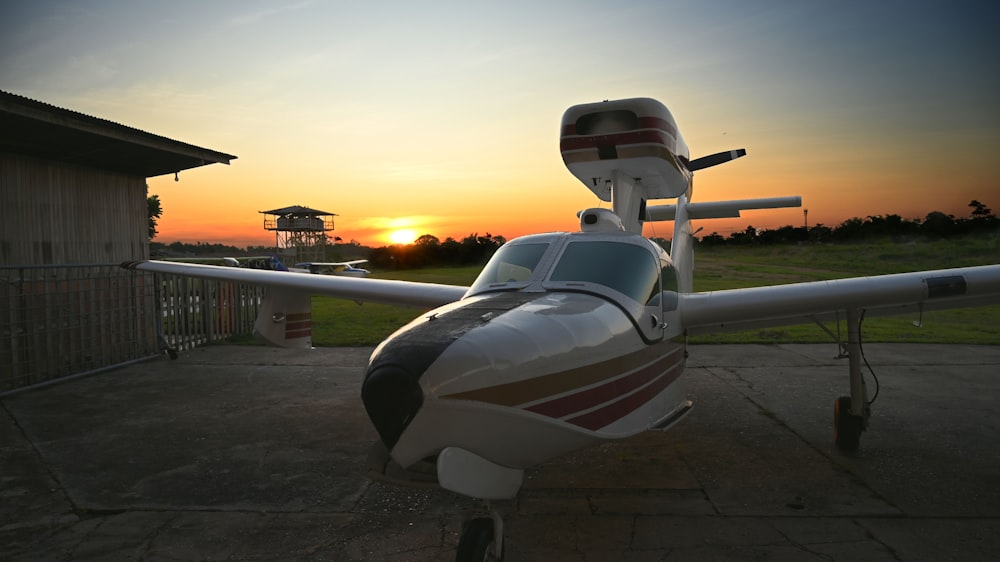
top-left (441, 341), bottom-right (683, 408)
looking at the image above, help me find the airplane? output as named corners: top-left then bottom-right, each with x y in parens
top-left (291, 259), bottom-right (371, 277)
top-left (122, 97), bottom-right (1000, 562)
top-left (162, 256), bottom-right (244, 267)
top-left (165, 256), bottom-right (371, 277)
top-left (164, 255), bottom-right (289, 271)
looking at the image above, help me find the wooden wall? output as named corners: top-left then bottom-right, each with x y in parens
top-left (1, 152), bottom-right (149, 265)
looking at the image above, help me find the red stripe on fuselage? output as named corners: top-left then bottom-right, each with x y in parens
top-left (525, 347), bottom-right (683, 419)
top-left (565, 359), bottom-right (685, 431)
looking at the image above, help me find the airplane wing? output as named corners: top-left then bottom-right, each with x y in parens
top-left (680, 264), bottom-right (1000, 334)
top-left (122, 260), bottom-right (468, 308)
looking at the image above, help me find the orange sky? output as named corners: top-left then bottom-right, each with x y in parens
top-left (4, 2), bottom-right (998, 248)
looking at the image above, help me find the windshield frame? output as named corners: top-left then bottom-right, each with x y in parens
top-left (542, 234), bottom-right (663, 308)
top-left (466, 234), bottom-right (561, 296)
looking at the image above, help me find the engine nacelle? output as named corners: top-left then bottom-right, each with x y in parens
top-left (560, 98), bottom-right (692, 201)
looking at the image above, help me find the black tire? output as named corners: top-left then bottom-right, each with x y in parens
top-left (456, 517), bottom-right (501, 562)
top-left (834, 396), bottom-right (862, 451)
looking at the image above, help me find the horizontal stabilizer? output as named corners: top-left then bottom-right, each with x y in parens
top-left (646, 196), bottom-right (802, 222)
top-left (688, 149), bottom-right (747, 171)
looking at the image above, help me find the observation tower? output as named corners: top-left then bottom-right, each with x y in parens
top-left (260, 205), bottom-right (336, 264)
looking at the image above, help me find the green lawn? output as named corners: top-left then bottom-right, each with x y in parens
top-left (308, 238), bottom-right (1000, 347)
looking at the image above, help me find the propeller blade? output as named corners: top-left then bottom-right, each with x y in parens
top-left (688, 148), bottom-right (747, 171)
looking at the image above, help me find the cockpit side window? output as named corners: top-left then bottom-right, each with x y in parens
top-left (469, 243), bottom-right (549, 293)
top-left (549, 241), bottom-right (660, 305)
top-left (658, 264), bottom-right (679, 311)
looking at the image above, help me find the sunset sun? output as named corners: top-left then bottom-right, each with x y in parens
top-left (388, 229), bottom-right (417, 245)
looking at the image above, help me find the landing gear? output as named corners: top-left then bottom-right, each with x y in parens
top-left (457, 515), bottom-right (503, 561)
top-left (834, 396), bottom-right (863, 451)
top-left (434, 447), bottom-right (519, 561)
top-left (456, 506), bottom-right (504, 562)
top-left (833, 308), bottom-right (870, 451)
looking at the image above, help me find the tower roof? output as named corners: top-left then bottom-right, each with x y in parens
top-left (259, 205), bottom-right (337, 217)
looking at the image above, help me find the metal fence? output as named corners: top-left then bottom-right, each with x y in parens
top-left (1, 264), bottom-right (264, 393)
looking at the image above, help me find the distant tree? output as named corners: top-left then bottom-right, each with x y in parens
top-left (728, 225), bottom-right (758, 245)
top-left (921, 211), bottom-right (956, 238)
top-left (147, 195), bottom-right (163, 240)
top-left (411, 234), bottom-right (442, 265)
top-left (414, 234), bottom-right (441, 246)
top-left (807, 224), bottom-right (833, 243)
top-left (832, 217), bottom-right (864, 241)
top-left (969, 200), bottom-right (992, 217)
top-left (698, 232), bottom-right (726, 246)
top-left (758, 225), bottom-right (809, 245)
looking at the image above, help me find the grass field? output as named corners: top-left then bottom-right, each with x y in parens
top-left (309, 237), bottom-right (1000, 347)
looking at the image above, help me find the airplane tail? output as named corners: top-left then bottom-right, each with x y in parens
top-left (560, 97), bottom-right (801, 290)
top-left (253, 288), bottom-right (313, 348)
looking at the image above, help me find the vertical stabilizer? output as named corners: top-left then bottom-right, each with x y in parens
top-left (669, 196), bottom-right (695, 293)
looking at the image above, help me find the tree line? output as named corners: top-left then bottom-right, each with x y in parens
top-left (696, 200), bottom-right (997, 246)
top-left (150, 200), bottom-right (997, 268)
top-left (367, 233), bottom-right (506, 269)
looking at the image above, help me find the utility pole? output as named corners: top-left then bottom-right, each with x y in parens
top-left (804, 208), bottom-right (809, 230)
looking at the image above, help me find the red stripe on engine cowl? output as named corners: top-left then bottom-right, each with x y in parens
top-left (524, 348), bottom-right (683, 419)
top-left (561, 116), bottom-right (676, 138)
top-left (560, 129), bottom-right (676, 152)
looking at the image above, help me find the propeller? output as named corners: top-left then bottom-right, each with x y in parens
top-left (688, 148), bottom-right (747, 171)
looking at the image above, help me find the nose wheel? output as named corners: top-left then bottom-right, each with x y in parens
top-left (456, 506), bottom-right (504, 561)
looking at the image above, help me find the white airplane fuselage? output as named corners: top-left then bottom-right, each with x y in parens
top-left (363, 229), bottom-right (691, 485)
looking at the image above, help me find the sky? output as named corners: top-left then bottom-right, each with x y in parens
top-left (2, 0), bottom-right (998, 247)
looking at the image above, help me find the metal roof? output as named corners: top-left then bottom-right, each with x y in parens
top-left (0, 90), bottom-right (236, 178)
top-left (259, 205), bottom-right (337, 216)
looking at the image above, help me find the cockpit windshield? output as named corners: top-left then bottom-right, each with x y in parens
top-left (468, 242), bottom-right (549, 293)
top-left (549, 241), bottom-right (660, 305)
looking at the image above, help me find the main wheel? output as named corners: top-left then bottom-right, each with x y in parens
top-left (456, 517), bottom-right (502, 562)
top-left (834, 396), bottom-right (862, 451)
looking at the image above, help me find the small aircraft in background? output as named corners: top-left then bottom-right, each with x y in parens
top-left (165, 256), bottom-right (370, 277)
top-left (164, 255), bottom-right (289, 271)
top-left (291, 260), bottom-right (371, 277)
top-left (125, 97), bottom-right (1000, 561)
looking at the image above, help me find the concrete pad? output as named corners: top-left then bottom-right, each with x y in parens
top-left (2, 343), bottom-right (998, 561)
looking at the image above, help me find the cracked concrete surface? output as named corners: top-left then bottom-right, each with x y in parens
top-left (2, 344), bottom-right (998, 561)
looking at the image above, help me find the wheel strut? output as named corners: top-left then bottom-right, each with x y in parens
top-left (835, 307), bottom-right (869, 451)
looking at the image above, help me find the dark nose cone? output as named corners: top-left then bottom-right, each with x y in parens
top-left (362, 364), bottom-right (423, 450)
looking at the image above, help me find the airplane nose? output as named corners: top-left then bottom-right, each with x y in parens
top-left (362, 364), bottom-right (423, 450)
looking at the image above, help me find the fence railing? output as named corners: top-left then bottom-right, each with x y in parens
top-left (1, 264), bottom-right (264, 393)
